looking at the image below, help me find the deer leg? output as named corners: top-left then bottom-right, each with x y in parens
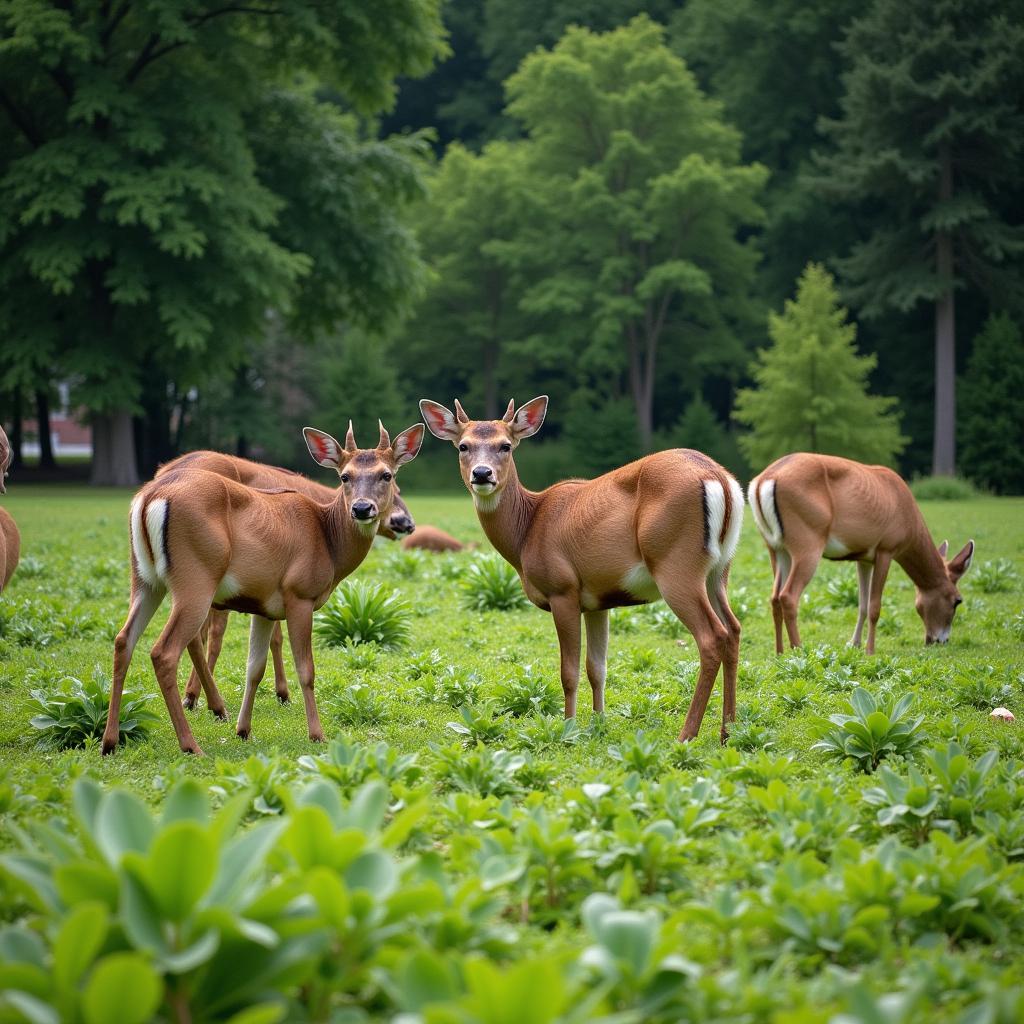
top-left (235, 615), bottom-right (276, 740)
top-left (183, 613), bottom-right (211, 710)
top-left (708, 565), bottom-right (741, 745)
top-left (149, 594), bottom-right (218, 756)
top-left (851, 561), bottom-right (872, 648)
top-left (770, 548), bottom-right (791, 655)
top-left (778, 548), bottom-right (821, 650)
top-left (285, 600), bottom-right (324, 742)
top-left (271, 622), bottom-right (290, 703)
top-left (550, 596), bottom-right (582, 719)
top-left (185, 636), bottom-right (228, 721)
top-left (866, 553), bottom-right (891, 656)
top-left (584, 609), bottom-right (609, 714)
top-left (102, 580), bottom-right (166, 754)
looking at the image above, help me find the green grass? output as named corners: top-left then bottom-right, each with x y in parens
top-left (1, 486), bottom-right (1023, 1020)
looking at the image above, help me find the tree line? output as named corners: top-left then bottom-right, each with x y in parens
top-left (2, 0), bottom-right (1022, 491)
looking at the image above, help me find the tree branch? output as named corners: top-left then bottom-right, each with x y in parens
top-left (0, 89), bottom-right (42, 148)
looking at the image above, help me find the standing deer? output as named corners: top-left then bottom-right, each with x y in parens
top-left (0, 426), bottom-right (19, 594)
top-left (154, 444), bottom-right (415, 709)
top-left (748, 453), bottom-right (974, 654)
top-left (420, 396), bottom-right (744, 743)
top-left (102, 421), bottom-right (424, 755)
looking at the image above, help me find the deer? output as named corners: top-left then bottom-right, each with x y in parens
top-left (153, 445), bottom-right (416, 710)
top-left (101, 421), bottom-right (424, 756)
top-left (0, 426), bottom-right (20, 594)
top-left (748, 452), bottom-right (974, 655)
top-left (401, 524), bottom-right (466, 552)
top-left (419, 396), bottom-right (744, 743)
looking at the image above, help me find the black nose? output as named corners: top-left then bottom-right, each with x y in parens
top-left (390, 514), bottom-right (414, 534)
top-left (471, 465), bottom-right (493, 484)
top-left (351, 500), bottom-right (376, 520)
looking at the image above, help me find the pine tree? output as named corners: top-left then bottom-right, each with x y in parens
top-left (813, 0), bottom-right (1024, 476)
top-left (959, 314), bottom-right (1024, 494)
top-left (733, 263), bottom-right (906, 468)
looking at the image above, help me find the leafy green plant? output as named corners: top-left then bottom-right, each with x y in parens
top-left (955, 670), bottom-right (1013, 710)
top-left (330, 682), bottom-right (387, 726)
top-left (406, 648), bottom-right (445, 680)
top-left (27, 672), bottom-right (158, 750)
top-left (515, 714), bottom-right (579, 753)
top-left (447, 703), bottom-right (510, 745)
top-left (728, 718), bottom-right (776, 752)
top-left (825, 572), bottom-right (860, 608)
top-left (299, 736), bottom-right (421, 792)
top-left (909, 475), bottom-right (979, 501)
top-left (490, 666), bottom-right (561, 717)
top-left (608, 732), bottom-right (664, 778)
top-left (211, 752), bottom-right (292, 815)
top-left (778, 677), bottom-right (818, 712)
top-left (314, 580), bottom-right (411, 648)
top-left (973, 558), bottom-right (1019, 594)
top-left (812, 687), bottom-right (926, 771)
top-left (432, 742), bottom-right (527, 796)
top-left (460, 553), bottom-right (528, 611)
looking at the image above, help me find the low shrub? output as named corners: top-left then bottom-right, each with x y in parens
top-left (460, 553), bottom-right (528, 611)
top-left (909, 475), bottom-right (979, 501)
top-left (972, 558), bottom-right (1019, 594)
top-left (813, 686), bottom-right (926, 771)
top-left (314, 580), bottom-right (410, 648)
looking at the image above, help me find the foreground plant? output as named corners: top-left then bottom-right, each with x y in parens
top-left (314, 580), bottom-right (411, 649)
top-left (813, 687), bottom-right (926, 771)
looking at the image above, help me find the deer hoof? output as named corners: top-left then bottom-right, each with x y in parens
top-left (182, 694), bottom-right (197, 711)
top-left (276, 694), bottom-right (290, 705)
top-left (236, 726), bottom-right (251, 740)
top-left (100, 736), bottom-right (119, 755)
top-left (309, 729), bottom-right (326, 743)
top-left (212, 707), bottom-right (228, 722)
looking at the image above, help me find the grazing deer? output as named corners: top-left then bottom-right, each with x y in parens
top-left (154, 446), bottom-right (416, 708)
top-left (0, 426), bottom-right (19, 593)
top-left (102, 421), bottom-right (424, 755)
top-left (420, 396), bottom-right (744, 743)
top-left (401, 524), bottom-right (465, 552)
top-left (748, 453), bottom-right (974, 654)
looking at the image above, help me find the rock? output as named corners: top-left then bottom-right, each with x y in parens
top-left (990, 707), bottom-right (1015, 722)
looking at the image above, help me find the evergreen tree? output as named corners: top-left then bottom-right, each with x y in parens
top-left (959, 313), bottom-right (1024, 494)
top-left (734, 263), bottom-right (906, 468)
top-left (0, 0), bottom-right (444, 484)
top-left (813, 0), bottom-right (1024, 477)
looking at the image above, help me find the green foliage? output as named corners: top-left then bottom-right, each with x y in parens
top-left (490, 667), bottom-right (562, 717)
top-left (27, 673), bottom-right (157, 750)
top-left (972, 559), bottom-right (1020, 594)
top-left (314, 581), bottom-right (411, 649)
top-left (734, 263), bottom-right (907, 467)
top-left (460, 553), bottom-right (528, 611)
top-left (813, 687), bottom-right (927, 771)
top-left (910, 475), bottom-right (980, 501)
top-left (330, 683), bottom-right (388, 728)
top-left (959, 314), bottom-right (1024, 494)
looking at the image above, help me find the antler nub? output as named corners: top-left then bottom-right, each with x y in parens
top-left (453, 399), bottom-right (470, 424)
top-left (377, 419), bottom-right (391, 450)
top-left (502, 399), bottom-right (515, 422)
top-left (344, 421), bottom-right (357, 452)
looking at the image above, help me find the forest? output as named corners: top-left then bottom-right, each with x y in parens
top-left (1, 0), bottom-right (1023, 492)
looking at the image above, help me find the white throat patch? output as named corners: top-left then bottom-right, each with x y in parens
top-left (472, 489), bottom-right (502, 513)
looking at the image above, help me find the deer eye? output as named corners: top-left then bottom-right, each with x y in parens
top-left (500, 443), bottom-right (512, 453)
top-left (954, 597), bottom-right (962, 608)
top-left (381, 471), bottom-right (392, 482)
top-left (458, 443), bottom-right (469, 453)
top-left (340, 473), bottom-right (350, 483)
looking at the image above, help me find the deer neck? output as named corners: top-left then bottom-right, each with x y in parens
top-left (893, 507), bottom-right (947, 594)
top-left (474, 461), bottom-right (538, 572)
top-left (324, 491), bottom-right (378, 583)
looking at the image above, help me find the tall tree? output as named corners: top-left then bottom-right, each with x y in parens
top-left (505, 16), bottom-right (766, 447)
top-left (733, 263), bottom-right (906, 468)
top-left (813, 0), bottom-right (1024, 476)
top-left (0, 0), bottom-right (444, 484)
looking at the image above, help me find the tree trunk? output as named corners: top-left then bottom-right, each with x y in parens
top-left (9, 389), bottom-right (24, 472)
top-left (627, 326), bottom-right (654, 449)
top-left (90, 410), bottom-right (140, 486)
top-left (35, 389), bottom-right (57, 469)
top-left (482, 340), bottom-right (498, 420)
top-left (932, 144), bottom-right (956, 476)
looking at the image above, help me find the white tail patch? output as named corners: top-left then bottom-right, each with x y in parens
top-left (749, 477), bottom-right (782, 549)
top-left (130, 496), bottom-right (156, 586)
top-left (703, 480), bottom-right (726, 563)
top-left (721, 476), bottom-right (744, 567)
top-left (145, 498), bottom-right (170, 582)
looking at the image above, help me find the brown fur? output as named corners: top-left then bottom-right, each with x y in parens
top-left (420, 397), bottom-right (744, 743)
top-left (155, 449), bottom-right (416, 708)
top-left (0, 426), bottom-right (18, 591)
top-left (102, 424), bottom-right (423, 755)
top-left (749, 453), bottom-right (974, 654)
top-left (401, 524), bottom-right (465, 552)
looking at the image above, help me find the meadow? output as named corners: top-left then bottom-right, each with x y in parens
top-left (0, 486), bottom-right (1022, 1023)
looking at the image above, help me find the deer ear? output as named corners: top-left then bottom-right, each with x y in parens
top-left (391, 423), bottom-right (425, 467)
top-left (947, 539), bottom-right (974, 581)
top-left (419, 400), bottom-right (461, 441)
top-left (510, 395), bottom-right (548, 439)
top-left (303, 427), bottom-right (347, 469)
top-left (937, 540), bottom-right (949, 558)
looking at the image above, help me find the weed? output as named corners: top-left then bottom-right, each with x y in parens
top-left (460, 553), bottom-right (528, 611)
top-left (973, 558), bottom-right (1019, 594)
top-left (314, 580), bottom-right (411, 648)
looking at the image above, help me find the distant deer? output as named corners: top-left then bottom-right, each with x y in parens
top-left (420, 396), bottom-right (744, 743)
top-left (401, 524), bottom-right (465, 552)
top-left (0, 426), bottom-right (19, 594)
top-left (748, 453), bottom-right (974, 654)
top-left (154, 444), bottom-right (416, 709)
top-left (102, 421), bottom-right (424, 755)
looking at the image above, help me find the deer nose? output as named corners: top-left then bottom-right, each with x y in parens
top-left (351, 499), bottom-right (377, 520)
top-left (471, 465), bottom-right (493, 484)
top-left (390, 512), bottom-right (414, 534)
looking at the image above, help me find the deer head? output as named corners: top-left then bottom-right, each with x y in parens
top-left (419, 396), bottom-right (548, 509)
top-left (915, 539), bottom-right (974, 644)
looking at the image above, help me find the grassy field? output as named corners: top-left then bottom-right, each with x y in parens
top-left (1, 486), bottom-right (1022, 1021)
